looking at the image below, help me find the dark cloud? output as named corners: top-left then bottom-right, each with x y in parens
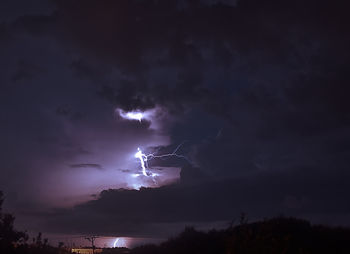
top-left (45, 167), bottom-right (350, 237)
top-left (1, 0), bottom-right (350, 241)
top-left (5, 0), bottom-right (349, 114)
top-left (69, 164), bottom-right (104, 170)
top-left (11, 60), bottom-right (45, 82)
top-left (40, 0), bottom-right (349, 122)
top-left (55, 104), bottom-right (84, 121)
top-left (0, 0), bottom-right (55, 22)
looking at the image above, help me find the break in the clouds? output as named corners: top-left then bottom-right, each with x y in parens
top-left (0, 0), bottom-right (350, 242)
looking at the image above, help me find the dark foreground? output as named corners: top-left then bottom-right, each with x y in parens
top-left (3, 218), bottom-right (350, 254)
top-left (2, 192), bottom-right (350, 254)
top-left (132, 217), bottom-right (350, 254)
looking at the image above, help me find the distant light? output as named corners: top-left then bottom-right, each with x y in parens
top-left (132, 184), bottom-right (142, 190)
top-left (113, 238), bottom-right (119, 248)
top-left (113, 237), bottom-right (128, 248)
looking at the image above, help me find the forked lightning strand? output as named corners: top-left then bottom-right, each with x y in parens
top-left (146, 142), bottom-right (188, 161)
top-left (134, 142), bottom-right (188, 177)
top-left (120, 109), bottom-right (188, 177)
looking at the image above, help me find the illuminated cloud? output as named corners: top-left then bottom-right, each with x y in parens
top-left (115, 106), bottom-right (168, 130)
top-left (2, 0), bottom-right (350, 244)
top-left (118, 109), bottom-right (144, 122)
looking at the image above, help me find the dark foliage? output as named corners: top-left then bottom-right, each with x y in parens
top-left (0, 191), bottom-right (70, 254)
top-left (130, 217), bottom-right (350, 254)
top-left (0, 191), bottom-right (27, 254)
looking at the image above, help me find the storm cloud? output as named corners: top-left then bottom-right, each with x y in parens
top-left (0, 0), bottom-right (350, 241)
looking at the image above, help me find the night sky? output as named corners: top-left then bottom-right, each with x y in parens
top-left (1, 0), bottom-right (350, 248)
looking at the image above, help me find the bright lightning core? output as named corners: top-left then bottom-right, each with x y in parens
top-left (113, 238), bottom-right (119, 248)
top-left (113, 238), bottom-right (128, 248)
top-left (117, 109), bottom-right (144, 122)
top-left (133, 143), bottom-right (188, 178)
top-left (116, 107), bottom-right (186, 187)
top-left (134, 148), bottom-right (148, 176)
top-left (126, 112), bottom-right (143, 122)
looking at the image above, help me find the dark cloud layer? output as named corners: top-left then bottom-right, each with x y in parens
top-left (1, 0), bottom-right (350, 239)
top-left (46, 167), bottom-right (350, 237)
top-left (70, 164), bottom-right (103, 170)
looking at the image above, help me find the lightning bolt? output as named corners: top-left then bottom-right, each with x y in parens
top-left (113, 238), bottom-right (119, 248)
top-left (146, 142), bottom-right (189, 162)
top-left (134, 142), bottom-right (188, 177)
top-left (134, 147), bottom-right (148, 176)
top-left (118, 109), bottom-right (189, 179)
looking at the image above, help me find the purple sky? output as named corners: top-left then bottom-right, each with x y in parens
top-left (1, 0), bottom-right (350, 248)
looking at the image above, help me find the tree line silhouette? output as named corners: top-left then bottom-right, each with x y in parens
top-left (2, 190), bottom-right (350, 254)
top-left (131, 216), bottom-right (350, 254)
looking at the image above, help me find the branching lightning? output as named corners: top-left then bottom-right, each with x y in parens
top-left (146, 142), bottom-right (189, 162)
top-left (134, 142), bottom-right (188, 177)
top-left (117, 109), bottom-right (188, 182)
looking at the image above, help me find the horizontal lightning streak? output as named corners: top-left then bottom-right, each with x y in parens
top-left (146, 142), bottom-right (190, 163)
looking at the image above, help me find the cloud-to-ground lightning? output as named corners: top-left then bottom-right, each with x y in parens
top-left (113, 238), bottom-right (119, 248)
top-left (113, 237), bottom-right (128, 248)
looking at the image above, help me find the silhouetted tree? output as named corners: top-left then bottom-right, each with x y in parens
top-left (0, 191), bottom-right (70, 254)
top-left (0, 191), bottom-right (27, 253)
